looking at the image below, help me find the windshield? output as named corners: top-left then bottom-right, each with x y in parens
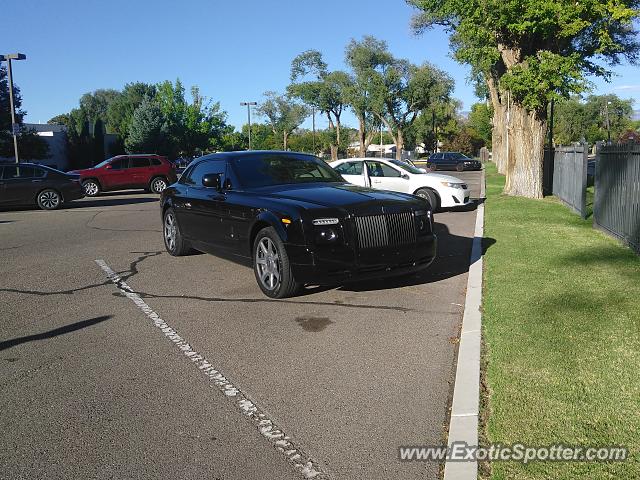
top-left (451, 153), bottom-right (470, 160)
top-left (94, 157), bottom-right (118, 169)
top-left (390, 160), bottom-right (425, 174)
top-left (230, 154), bottom-right (344, 188)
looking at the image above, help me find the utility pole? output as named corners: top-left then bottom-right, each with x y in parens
top-left (312, 106), bottom-right (316, 153)
top-left (240, 101), bottom-right (257, 150)
top-left (1, 53), bottom-right (27, 163)
top-left (605, 101), bottom-right (612, 144)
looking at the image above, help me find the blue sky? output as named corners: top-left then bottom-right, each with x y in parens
top-left (2, 0), bottom-right (639, 130)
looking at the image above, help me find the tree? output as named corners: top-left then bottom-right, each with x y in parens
top-left (93, 118), bottom-right (106, 164)
top-left (125, 98), bottom-right (169, 154)
top-left (79, 89), bottom-right (121, 127)
top-left (106, 82), bottom-right (156, 139)
top-left (467, 103), bottom-right (493, 149)
top-left (442, 126), bottom-right (485, 156)
top-left (409, 0), bottom-right (640, 197)
top-left (288, 50), bottom-right (350, 160)
top-left (0, 66), bottom-right (49, 160)
top-left (345, 36), bottom-right (454, 159)
top-left (553, 94), bottom-right (634, 144)
top-left (345, 37), bottom-right (391, 157)
top-left (257, 91), bottom-right (308, 150)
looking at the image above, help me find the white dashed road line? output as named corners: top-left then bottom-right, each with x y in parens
top-left (95, 259), bottom-right (328, 480)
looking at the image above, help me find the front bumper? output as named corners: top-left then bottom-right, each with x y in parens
top-left (286, 234), bottom-right (437, 285)
top-left (440, 187), bottom-right (473, 208)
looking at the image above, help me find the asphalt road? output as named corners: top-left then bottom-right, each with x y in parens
top-left (0, 170), bottom-right (482, 480)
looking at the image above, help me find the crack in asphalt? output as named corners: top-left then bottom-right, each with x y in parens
top-left (85, 211), bottom-right (161, 233)
top-left (2, 250), bottom-right (414, 313)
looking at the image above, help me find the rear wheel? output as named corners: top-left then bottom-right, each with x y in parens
top-left (37, 189), bottom-right (62, 210)
top-left (150, 176), bottom-right (168, 194)
top-left (456, 163), bottom-right (464, 172)
top-left (414, 188), bottom-right (440, 212)
top-left (82, 179), bottom-right (100, 197)
top-left (163, 208), bottom-right (191, 256)
top-left (253, 227), bottom-right (301, 299)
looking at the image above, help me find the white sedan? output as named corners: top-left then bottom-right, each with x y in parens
top-left (331, 157), bottom-right (472, 211)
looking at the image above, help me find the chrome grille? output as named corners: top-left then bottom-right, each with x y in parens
top-left (354, 211), bottom-right (416, 249)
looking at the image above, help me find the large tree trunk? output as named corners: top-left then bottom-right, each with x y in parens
top-left (357, 114), bottom-right (367, 157)
top-left (486, 75), bottom-right (506, 174)
top-left (503, 104), bottom-right (546, 198)
top-left (395, 129), bottom-right (404, 160)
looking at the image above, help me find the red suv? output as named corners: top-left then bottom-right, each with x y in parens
top-left (70, 154), bottom-right (177, 196)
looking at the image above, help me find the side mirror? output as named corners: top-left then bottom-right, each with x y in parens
top-left (402, 174), bottom-right (410, 180)
top-left (202, 173), bottom-right (222, 190)
top-left (105, 164), bottom-right (112, 170)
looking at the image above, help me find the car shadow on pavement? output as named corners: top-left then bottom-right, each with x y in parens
top-left (0, 315), bottom-right (112, 352)
top-left (68, 197), bottom-right (159, 208)
top-left (338, 223), bottom-right (495, 293)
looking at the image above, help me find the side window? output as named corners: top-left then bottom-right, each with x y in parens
top-left (335, 162), bottom-right (363, 175)
top-left (130, 157), bottom-right (151, 168)
top-left (366, 162), bottom-right (401, 178)
top-left (191, 160), bottom-right (226, 187)
top-left (110, 158), bottom-right (128, 169)
top-left (150, 158), bottom-right (162, 166)
top-left (2, 166), bottom-right (37, 179)
top-left (32, 167), bottom-right (46, 178)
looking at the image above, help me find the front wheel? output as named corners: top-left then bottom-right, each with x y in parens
top-left (37, 189), bottom-right (62, 210)
top-left (82, 179), bottom-right (100, 197)
top-left (456, 163), bottom-right (464, 172)
top-left (428, 163), bottom-right (437, 172)
top-left (150, 177), bottom-right (168, 194)
top-left (253, 227), bottom-right (301, 299)
top-left (414, 188), bottom-right (440, 212)
top-left (163, 208), bottom-right (191, 256)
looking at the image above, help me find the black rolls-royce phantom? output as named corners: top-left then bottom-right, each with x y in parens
top-left (160, 151), bottom-right (437, 298)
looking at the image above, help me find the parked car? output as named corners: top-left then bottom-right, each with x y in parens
top-left (0, 162), bottom-right (84, 210)
top-left (423, 152), bottom-right (482, 172)
top-left (69, 154), bottom-right (177, 196)
top-left (161, 151), bottom-right (437, 299)
top-left (331, 157), bottom-right (472, 211)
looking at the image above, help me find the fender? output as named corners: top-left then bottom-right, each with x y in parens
top-left (252, 210), bottom-right (289, 243)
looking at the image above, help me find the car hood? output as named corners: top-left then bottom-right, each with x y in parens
top-left (419, 173), bottom-right (467, 184)
top-left (255, 183), bottom-right (421, 209)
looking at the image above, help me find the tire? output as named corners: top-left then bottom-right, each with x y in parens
top-left (150, 176), bottom-right (168, 194)
top-left (253, 227), bottom-right (301, 299)
top-left (429, 163), bottom-right (437, 172)
top-left (414, 188), bottom-right (440, 212)
top-left (456, 163), bottom-right (464, 172)
top-left (37, 189), bottom-right (62, 210)
top-left (82, 179), bottom-right (100, 197)
top-left (163, 208), bottom-right (191, 256)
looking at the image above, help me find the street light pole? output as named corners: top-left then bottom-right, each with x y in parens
top-left (240, 101), bottom-right (257, 150)
top-left (605, 101), bottom-right (612, 144)
top-left (312, 106), bottom-right (316, 153)
top-left (1, 53), bottom-right (27, 164)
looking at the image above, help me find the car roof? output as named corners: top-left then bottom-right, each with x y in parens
top-left (198, 150), bottom-right (320, 161)
top-left (0, 162), bottom-right (66, 173)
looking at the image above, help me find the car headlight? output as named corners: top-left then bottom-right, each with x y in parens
top-left (440, 181), bottom-right (464, 189)
top-left (414, 210), bottom-right (432, 236)
top-left (312, 218), bottom-right (339, 225)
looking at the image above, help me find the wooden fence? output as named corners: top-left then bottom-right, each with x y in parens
top-left (594, 144), bottom-right (640, 254)
top-left (552, 145), bottom-right (588, 218)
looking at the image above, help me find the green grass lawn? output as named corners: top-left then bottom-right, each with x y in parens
top-left (481, 163), bottom-right (640, 479)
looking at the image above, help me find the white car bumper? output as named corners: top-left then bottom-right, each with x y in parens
top-left (439, 187), bottom-right (473, 208)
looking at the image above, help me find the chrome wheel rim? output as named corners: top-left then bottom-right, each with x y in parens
top-left (40, 191), bottom-right (60, 209)
top-left (256, 237), bottom-right (281, 291)
top-left (84, 182), bottom-right (98, 196)
top-left (153, 179), bottom-right (167, 193)
top-left (164, 212), bottom-right (177, 251)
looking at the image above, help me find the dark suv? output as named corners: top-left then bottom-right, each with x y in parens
top-left (426, 152), bottom-right (482, 172)
top-left (70, 154), bottom-right (177, 196)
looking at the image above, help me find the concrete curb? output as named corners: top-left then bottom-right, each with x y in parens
top-left (443, 169), bottom-right (486, 480)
